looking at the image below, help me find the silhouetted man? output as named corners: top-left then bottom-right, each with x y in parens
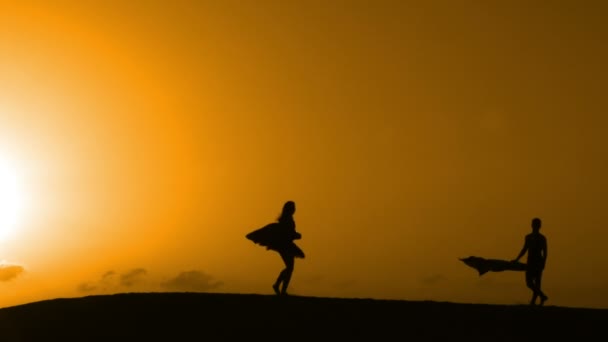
top-left (513, 217), bottom-right (548, 306)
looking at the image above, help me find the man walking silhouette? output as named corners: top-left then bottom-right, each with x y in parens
top-left (513, 217), bottom-right (548, 306)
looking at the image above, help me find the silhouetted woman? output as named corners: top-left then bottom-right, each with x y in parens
top-left (246, 201), bottom-right (305, 295)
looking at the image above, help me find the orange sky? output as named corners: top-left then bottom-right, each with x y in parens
top-left (1, 0), bottom-right (607, 309)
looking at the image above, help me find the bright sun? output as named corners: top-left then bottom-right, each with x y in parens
top-left (0, 156), bottom-right (25, 240)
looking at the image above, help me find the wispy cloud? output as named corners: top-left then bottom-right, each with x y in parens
top-left (78, 268), bottom-right (148, 293)
top-left (120, 268), bottom-right (147, 287)
top-left (161, 270), bottom-right (223, 292)
top-left (0, 263), bottom-right (25, 282)
top-left (77, 282), bottom-right (98, 293)
top-left (78, 268), bottom-right (223, 294)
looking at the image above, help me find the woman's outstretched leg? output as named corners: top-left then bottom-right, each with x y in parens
top-left (280, 255), bottom-right (294, 295)
top-left (273, 252), bottom-right (294, 295)
top-left (273, 268), bottom-right (285, 295)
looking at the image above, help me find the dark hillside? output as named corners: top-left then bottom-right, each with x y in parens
top-left (0, 292), bottom-right (605, 341)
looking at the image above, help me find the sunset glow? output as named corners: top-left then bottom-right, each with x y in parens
top-left (1, 1), bottom-right (607, 310)
top-left (0, 155), bottom-right (25, 240)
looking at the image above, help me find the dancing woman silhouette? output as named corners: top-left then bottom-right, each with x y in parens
top-left (246, 201), bottom-right (305, 295)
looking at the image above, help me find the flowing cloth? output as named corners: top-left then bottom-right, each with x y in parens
top-left (460, 256), bottom-right (527, 276)
top-left (246, 222), bottom-right (305, 259)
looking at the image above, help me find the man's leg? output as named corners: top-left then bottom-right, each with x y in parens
top-left (537, 271), bottom-right (548, 305)
top-left (526, 270), bottom-right (537, 305)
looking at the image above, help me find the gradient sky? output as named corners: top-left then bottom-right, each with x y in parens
top-left (0, 0), bottom-right (607, 309)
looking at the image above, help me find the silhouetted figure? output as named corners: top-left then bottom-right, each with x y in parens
top-left (512, 217), bottom-right (548, 306)
top-left (246, 201), bottom-right (304, 296)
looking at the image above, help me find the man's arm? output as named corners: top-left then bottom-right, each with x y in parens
top-left (542, 237), bottom-right (547, 263)
top-left (512, 237), bottom-right (528, 262)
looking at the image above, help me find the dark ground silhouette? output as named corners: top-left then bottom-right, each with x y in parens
top-left (0, 292), bottom-right (605, 341)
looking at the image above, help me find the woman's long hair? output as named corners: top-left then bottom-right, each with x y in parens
top-left (277, 201), bottom-right (295, 223)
